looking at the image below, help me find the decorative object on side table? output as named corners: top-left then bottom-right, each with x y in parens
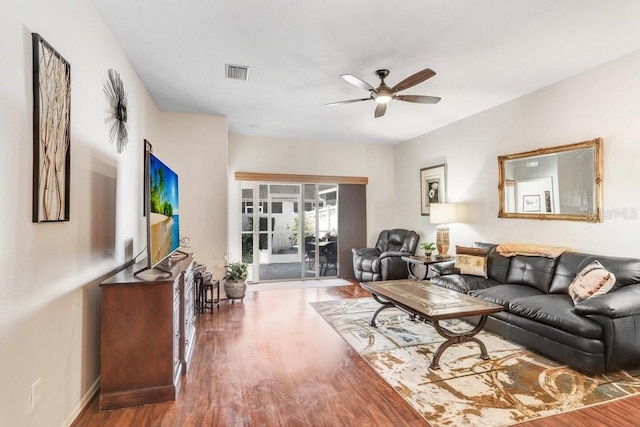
top-left (430, 203), bottom-right (458, 257)
top-left (420, 242), bottom-right (436, 257)
top-left (103, 69), bottom-right (129, 153)
top-left (223, 259), bottom-right (248, 303)
top-left (32, 33), bottom-right (71, 222)
top-left (420, 163), bottom-right (446, 216)
top-left (180, 234), bottom-right (192, 249)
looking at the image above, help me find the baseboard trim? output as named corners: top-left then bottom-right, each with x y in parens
top-left (62, 377), bottom-right (100, 427)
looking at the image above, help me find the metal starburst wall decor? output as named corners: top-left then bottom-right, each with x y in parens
top-left (103, 69), bottom-right (129, 153)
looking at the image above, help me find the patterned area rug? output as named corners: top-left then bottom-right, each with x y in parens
top-left (310, 298), bottom-right (640, 426)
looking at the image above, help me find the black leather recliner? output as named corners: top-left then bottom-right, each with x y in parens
top-left (352, 229), bottom-right (419, 282)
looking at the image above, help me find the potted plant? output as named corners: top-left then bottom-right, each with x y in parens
top-left (420, 242), bottom-right (436, 258)
top-left (223, 259), bottom-right (248, 302)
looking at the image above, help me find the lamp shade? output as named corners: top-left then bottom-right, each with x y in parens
top-left (430, 203), bottom-right (458, 224)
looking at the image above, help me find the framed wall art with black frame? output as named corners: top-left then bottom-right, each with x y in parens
top-left (32, 33), bottom-right (71, 222)
top-left (420, 163), bottom-right (446, 216)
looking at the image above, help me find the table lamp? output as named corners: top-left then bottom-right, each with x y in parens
top-left (429, 203), bottom-right (458, 258)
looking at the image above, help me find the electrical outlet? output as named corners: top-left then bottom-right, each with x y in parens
top-left (31, 378), bottom-right (42, 409)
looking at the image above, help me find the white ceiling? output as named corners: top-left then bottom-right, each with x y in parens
top-left (93, 0), bottom-right (640, 145)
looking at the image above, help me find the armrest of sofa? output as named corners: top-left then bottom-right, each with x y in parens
top-left (583, 291), bottom-right (640, 372)
top-left (430, 260), bottom-right (456, 277)
top-left (574, 285), bottom-right (640, 318)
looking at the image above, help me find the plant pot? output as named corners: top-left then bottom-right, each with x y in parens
top-left (424, 251), bottom-right (433, 258)
top-left (223, 279), bottom-right (247, 302)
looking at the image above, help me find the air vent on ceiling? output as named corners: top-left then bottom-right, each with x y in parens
top-left (225, 64), bottom-right (250, 81)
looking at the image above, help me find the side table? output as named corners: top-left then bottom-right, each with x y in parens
top-left (402, 255), bottom-right (454, 280)
top-left (201, 279), bottom-right (220, 313)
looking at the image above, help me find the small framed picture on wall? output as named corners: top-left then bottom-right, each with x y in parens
top-left (420, 164), bottom-right (446, 216)
top-left (523, 194), bottom-right (541, 212)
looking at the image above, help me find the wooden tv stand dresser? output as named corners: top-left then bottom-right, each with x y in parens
top-left (99, 254), bottom-right (195, 411)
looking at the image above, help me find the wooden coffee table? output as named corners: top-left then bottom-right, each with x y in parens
top-left (360, 279), bottom-right (502, 369)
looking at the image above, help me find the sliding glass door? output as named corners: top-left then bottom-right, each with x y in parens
top-left (240, 181), bottom-right (338, 282)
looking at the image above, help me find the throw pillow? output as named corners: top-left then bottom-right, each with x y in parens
top-left (568, 260), bottom-right (616, 304)
top-left (455, 246), bottom-right (488, 278)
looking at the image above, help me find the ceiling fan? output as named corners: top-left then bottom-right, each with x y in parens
top-left (326, 68), bottom-right (441, 118)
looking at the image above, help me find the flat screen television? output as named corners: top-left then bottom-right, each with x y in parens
top-left (135, 145), bottom-right (185, 276)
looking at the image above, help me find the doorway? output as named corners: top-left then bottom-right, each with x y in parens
top-left (240, 182), bottom-right (338, 282)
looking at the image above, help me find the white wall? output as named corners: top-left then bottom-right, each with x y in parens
top-left (0, 1), bottom-right (226, 426)
top-left (152, 112), bottom-right (228, 276)
top-left (228, 134), bottom-right (396, 261)
top-left (395, 49), bottom-right (640, 257)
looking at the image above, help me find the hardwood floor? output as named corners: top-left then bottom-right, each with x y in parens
top-left (74, 281), bottom-right (640, 426)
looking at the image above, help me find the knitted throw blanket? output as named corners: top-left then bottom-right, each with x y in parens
top-left (496, 243), bottom-right (573, 258)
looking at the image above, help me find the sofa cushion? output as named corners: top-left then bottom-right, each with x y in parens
top-left (509, 294), bottom-right (602, 339)
top-left (568, 260), bottom-right (616, 304)
top-left (429, 274), bottom-right (499, 294)
top-left (549, 252), bottom-right (591, 294)
top-left (550, 252), bottom-right (640, 293)
top-left (469, 284), bottom-right (544, 309)
top-left (505, 255), bottom-right (558, 293)
top-left (455, 246), bottom-right (488, 278)
top-left (474, 242), bottom-right (511, 283)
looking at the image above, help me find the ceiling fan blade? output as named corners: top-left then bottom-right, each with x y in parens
top-left (396, 95), bottom-right (441, 104)
top-left (391, 68), bottom-right (436, 93)
top-left (341, 74), bottom-right (375, 91)
top-left (374, 103), bottom-right (387, 118)
top-left (325, 98), bottom-right (371, 107)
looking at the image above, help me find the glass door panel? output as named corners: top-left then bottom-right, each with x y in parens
top-left (303, 184), bottom-right (318, 278)
top-left (318, 185), bottom-right (338, 276)
top-left (241, 186), bottom-right (254, 264)
top-left (268, 184), bottom-right (300, 261)
top-left (240, 184), bottom-right (256, 282)
top-left (257, 184), bottom-right (269, 272)
top-left (255, 184), bottom-right (303, 281)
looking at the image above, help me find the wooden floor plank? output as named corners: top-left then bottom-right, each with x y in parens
top-left (73, 281), bottom-right (640, 426)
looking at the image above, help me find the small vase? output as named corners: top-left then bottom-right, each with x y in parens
top-left (224, 279), bottom-right (247, 302)
top-left (424, 251), bottom-right (432, 258)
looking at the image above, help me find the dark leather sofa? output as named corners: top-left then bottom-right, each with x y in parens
top-left (429, 242), bottom-right (640, 374)
top-left (352, 229), bottom-right (419, 282)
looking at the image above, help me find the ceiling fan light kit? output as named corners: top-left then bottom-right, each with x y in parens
top-left (327, 67), bottom-right (441, 118)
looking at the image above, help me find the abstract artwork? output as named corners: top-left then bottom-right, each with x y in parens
top-left (32, 33), bottom-right (71, 222)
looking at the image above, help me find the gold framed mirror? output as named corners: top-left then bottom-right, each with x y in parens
top-left (498, 138), bottom-right (603, 222)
